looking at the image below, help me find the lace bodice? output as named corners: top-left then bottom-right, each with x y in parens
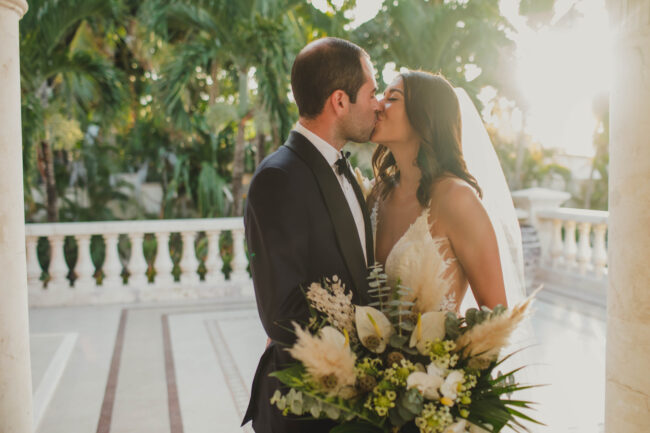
top-left (371, 203), bottom-right (459, 313)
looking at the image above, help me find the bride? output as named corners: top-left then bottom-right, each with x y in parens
top-left (368, 70), bottom-right (526, 313)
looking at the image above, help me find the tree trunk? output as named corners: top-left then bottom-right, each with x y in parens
top-left (256, 133), bottom-right (266, 167)
top-left (231, 114), bottom-right (251, 216)
top-left (271, 121), bottom-right (280, 151)
top-left (37, 140), bottom-right (58, 222)
top-left (209, 61), bottom-right (220, 105)
top-left (231, 68), bottom-right (251, 216)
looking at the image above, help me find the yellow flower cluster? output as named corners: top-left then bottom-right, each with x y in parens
top-left (367, 389), bottom-right (397, 417)
top-left (383, 359), bottom-right (417, 387)
top-left (414, 403), bottom-right (454, 433)
top-left (427, 339), bottom-right (459, 370)
top-left (455, 373), bottom-right (477, 418)
top-left (355, 357), bottom-right (383, 378)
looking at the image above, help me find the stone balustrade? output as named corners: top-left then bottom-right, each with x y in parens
top-left (513, 188), bottom-right (608, 307)
top-left (536, 208), bottom-right (609, 278)
top-left (25, 188), bottom-right (609, 308)
top-left (25, 218), bottom-right (252, 307)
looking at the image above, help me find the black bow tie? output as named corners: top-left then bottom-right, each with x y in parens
top-left (335, 151), bottom-right (351, 175)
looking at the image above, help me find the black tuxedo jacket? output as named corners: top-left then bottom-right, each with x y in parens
top-left (242, 131), bottom-right (373, 433)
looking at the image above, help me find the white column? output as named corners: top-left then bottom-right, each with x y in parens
top-left (47, 235), bottom-right (69, 289)
top-left (606, 1), bottom-right (650, 431)
top-left (563, 220), bottom-right (577, 269)
top-left (576, 222), bottom-right (592, 275)
top-left (25, 235), bottom-right (41, 288)
top-left (101, 233), bottom-right (122, 287)
top-left (204, 230), bottom-right (224, 287)
top-left (0, 1), bottom-right (33, 432)
top-left (593, 224), bottom-right (608, 278)
top-left (127, 232), bottom-right (149, 288)
top-left (230, 229), bottom-right (249, 283)
top-left (74, 234), bottom-right (96, 288)
top-left (153, 232), bottom-right (175, 286)
top-left (550, 219), bottom-right (564, 267)
top-left (179, 231), bottom-right (200, 285)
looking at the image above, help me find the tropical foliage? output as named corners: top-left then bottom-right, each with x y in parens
top-left (20, 0), bottom-right (606, 226)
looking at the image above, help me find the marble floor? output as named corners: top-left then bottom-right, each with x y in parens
top-left (28, 295), bottom-right (605, 433)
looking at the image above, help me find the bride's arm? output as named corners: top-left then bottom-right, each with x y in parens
top-left (438, 182), bottom-right (508, 309)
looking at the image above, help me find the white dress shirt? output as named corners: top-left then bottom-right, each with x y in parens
top-left (293, 122), bottom-right (367, 263)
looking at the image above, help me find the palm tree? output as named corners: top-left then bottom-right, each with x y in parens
top-left (20, 0), bottom-right (127, 221)
top-left (353, 0), bottom-right (518, 101)
top-left (145, 0), bottom-right (349, 215)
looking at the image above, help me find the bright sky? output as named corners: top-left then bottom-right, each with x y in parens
top-left (310, 0), bottom-right (613, 157)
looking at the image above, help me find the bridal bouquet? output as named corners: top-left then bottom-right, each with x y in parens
top-left (269, 264), bottom-right (541, 433)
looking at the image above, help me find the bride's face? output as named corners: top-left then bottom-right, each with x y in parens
top-left (371, 77), bottom-right (420, 148)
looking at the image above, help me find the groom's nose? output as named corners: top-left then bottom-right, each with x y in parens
top-left (376, 96), bottom-right (386, 111)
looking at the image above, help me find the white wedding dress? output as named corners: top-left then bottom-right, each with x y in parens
top-left (371, 203), bottom-right (462, 313)
top-left (369, 88), bottom-right (539, 431)
top-left (370, 88), bottom-right (528, 314)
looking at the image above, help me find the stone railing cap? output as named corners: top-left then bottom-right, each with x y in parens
top-left (511, 187), bottom-right (572, 200)
top-left (537, 208), bottom-right (609, 224)
top-left (0, 0), bottom-right (29, 17)
top-left (25, 217), bottom-right (244, 237)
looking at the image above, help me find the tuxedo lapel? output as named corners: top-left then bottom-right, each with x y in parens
top-left (285, 131), bottom-right (370, 304)
top-left (341, 163), bottom-right (375, 267)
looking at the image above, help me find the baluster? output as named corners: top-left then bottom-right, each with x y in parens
top-left (231, 229), bottom-right (249, 282)
top-left (128, 232), bottom-right (149, 287)
top-left (26, 235), bottom-right (42, 289)
top-left (179, 231), bottom-right (200, 285)
top-left (593, 224), bottom-right (608, 278)
top-left (74, 234), bottom-right (96, 288)
top-left (205, 230), bottom-right (224, 287)
top-left (102, 233), bottom-right (123, 287)
top-left (48, 235), bottom-right (69, 289)
top-left (154, 232), bottom-right (175, 286)
top-left (537, 219), bottom-right (554, 267)
top-left (576, 222), bottom-right (593, 275)
top-left (551, 219), bottom-right (564, 267)
top-left (563, 220), bottom-right (578, 269)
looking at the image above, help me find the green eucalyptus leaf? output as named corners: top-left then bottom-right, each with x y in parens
top-left (388, 406), bottom-right (408, 428)
top-left (400, 388), bottom-right (424, 415)
top-left (389, 334), bottom-right (409, 347)
top-left (329, 421), bottom-right (384, 433)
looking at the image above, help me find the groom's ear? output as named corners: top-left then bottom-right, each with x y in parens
top-left (329, 89), bottom-right (350, 116)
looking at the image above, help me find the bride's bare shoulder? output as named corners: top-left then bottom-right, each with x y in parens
top-left (430, 176), bottom-right (485, 222)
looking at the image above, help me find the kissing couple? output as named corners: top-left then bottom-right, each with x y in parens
top-left (242, 37), bottom-right (527, 433)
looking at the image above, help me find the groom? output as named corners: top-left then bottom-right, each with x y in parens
top-left (242, 37), bottom-right (380, 433)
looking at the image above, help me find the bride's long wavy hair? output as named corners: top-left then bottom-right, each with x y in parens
top-left (371, 71), bottom-right (482, 206)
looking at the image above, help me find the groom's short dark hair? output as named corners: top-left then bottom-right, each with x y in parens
top-left (291, 37), bottom-right (369, 118)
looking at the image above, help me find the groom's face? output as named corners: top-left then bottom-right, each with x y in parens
top-left (341, 57), bottom-right (380, 143)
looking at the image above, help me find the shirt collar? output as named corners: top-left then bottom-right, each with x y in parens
top-left (294, 121), bottom-right (341, 168)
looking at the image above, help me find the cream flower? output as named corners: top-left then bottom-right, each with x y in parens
top-left (443, 420), bottom-right (467, 433)
top-left (406, 363), bottom-right (445, 400)
top-left (409, 311), bottom-right (447, 355)
top-left (440, 370), bottom-right (464, 401)
top-left (468, 423), bottom-right (490, 433)
top-left (354, 167), bottom-right (374, 199)
top-left (355, 306), bottom-right (393, 353)
top-left (406, 372), bottom-right (442, 400)
top-left (288, 324), bottom-right (356, 397)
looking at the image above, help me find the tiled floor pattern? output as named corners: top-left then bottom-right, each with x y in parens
top-left (29, 296), bottom-right (605, 433)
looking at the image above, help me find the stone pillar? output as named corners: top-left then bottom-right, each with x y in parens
top-left (0, 1), bottom-right (33, 432)
top-left (605, 1), bottom-right (650, 431)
